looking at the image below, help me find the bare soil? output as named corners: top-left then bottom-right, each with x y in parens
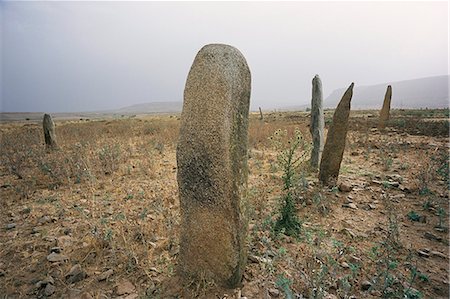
top-left (0, 109), bottom-right (448, 298)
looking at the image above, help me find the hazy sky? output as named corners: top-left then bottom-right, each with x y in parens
top-left (1, 1), bottom-right (448, 112)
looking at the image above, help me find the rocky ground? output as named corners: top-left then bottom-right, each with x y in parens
top-left (0, 109), bottom-right (448, 298)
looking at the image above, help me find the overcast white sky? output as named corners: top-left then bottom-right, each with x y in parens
top-left (1, 1), bottom-right (448, 112)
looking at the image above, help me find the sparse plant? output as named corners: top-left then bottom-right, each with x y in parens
top-left (407, 211), bottom-right (421, 222)
top-left (269, 128), bottom-right (309, 237)
top-left (98, 143), bottom-right (122, 175)
top-left (276, 274), bottom-right (294, 299)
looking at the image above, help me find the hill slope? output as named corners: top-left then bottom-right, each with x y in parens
top-left (324, 75), bottom-right (449, 109)
top-left (115, 102), bottom-right (182, 114)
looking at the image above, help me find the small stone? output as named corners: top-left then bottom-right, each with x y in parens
top-left (66, 264), bottom-right (87, 283)
top-left (361, 280), bottom-right (372, 291)
top-left (98, 269), bottom-right (114, 281)
top-left (424, 232), bottom-right (442, 242)
top-left (368, 204), bottom-right (376, 210)
top-left (370, 290), bottom-right (382, 296)
top-left (43, 275), bottom-right (55, 285)
top-left (50, 247), bottom-right (62, 253)
top-left (38, 216), bottom-right (51, 225)
top-left (431, 251), bottom-right (447, 259)
top-left (342, 203), bottom-right (358, 210)
top-left (6, 223), bottom-right (16, 230)
top-left (324, 293), bottom-right (338, 299)
top-left (116, 279), bottom-right (135, 295)
top-left (44, 283), bottom-right (56, 296)
top-left (268, 288), bottom-right (280, 297)
top-left (47, 252), bottom-right (69, 262)
top-left (339, 182), bottom-right (353, 192)
top-left (248, 255), bottom-right (272, 264)
top-left (0, 269), bottom-right (5, 277)
top-left (341, 261), bottom-right (350, 268)
top-left (417, 250), bottom-right (430, 258)
top-left (123, 294), bottom-right (138, 299)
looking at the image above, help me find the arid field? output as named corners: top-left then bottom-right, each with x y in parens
top-left (0, 109), bottom-right (448, 299)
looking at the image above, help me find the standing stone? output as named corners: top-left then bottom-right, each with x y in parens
top-left (43, 114), bottom-right (57, 149)
top-left (319, 83), bottom-right (354, 185)
top-left (379, 85), bottom-right (392, 129)
top-left (176, 44), bottom-right (251, 288)
top-left (309, 75), bottom-right (324, 169)
top-left (259, 107), bottom-right (263, 120)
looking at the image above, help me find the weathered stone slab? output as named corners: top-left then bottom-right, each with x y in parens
top-left (319, 83), bottom-right (354, 185)
top-left (176, 44), bottom-right (251, 287)
top-left (379, 85), bottom-right (392, 129)
top-left (43, 114), bottom-right (57, 149)
top-left (310, 74), bottom-right (324, 169)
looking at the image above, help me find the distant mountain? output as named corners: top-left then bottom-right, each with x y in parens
top-left (324, 75), bottom-right (449, 109)
top-left (116, 101), bottom-right (182, 114)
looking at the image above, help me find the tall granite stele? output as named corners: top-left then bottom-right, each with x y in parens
top-left (309, 74), bottom-right (324, 169)
top-left (378, 85), bottom-right (392, 129)
top-left (176, 44), bottom-right (251, 288)
top-left (43, 113), bottom-right (58, 149)
top-left (319, 83), bottom-right (354, 185)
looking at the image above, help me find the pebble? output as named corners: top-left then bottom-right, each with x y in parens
top-left (38, 216), bottom-right (51, 225)
top-left (248, 255), bottom-right (272, 264)
top-left (417, 250), bottom-right (430, 258)
top-left (268, 288), bottom-right (280, 297)
top-left (339, 182), bottom-right (353, 192)
top-left (5, 223), bottom-right (16, 230)
top-left (342, 203), bottom-right (358, 210)
top-left (361, 280), bottom-right (372, 291)
top-left (341, 261), bottom-right (350, 268)
top-left (44, 283), bottom-right (56, 296)
top-left (66, 264), bottom-right (87, 283)
top-left (50, 247), bottom-right (62, 253)
top-left (116, 279), bottom-right (136, 295)
top-left (0, 269), bottom-right (5, 277)
top-left (431, 251), bottom-right (447, 259)
top-left (47, 252), bottom-right (69, 262)
top-left (424, 232), bottom-right (442, 242)
top-left (98, 269), bottom-right (114, 281)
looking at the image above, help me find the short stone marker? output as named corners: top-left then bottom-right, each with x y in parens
top-left (43, 114), bottom-right (58, 149)
top-left (176, 44), bottom-right (251, 287)
top-left (310, 74), bottom-right (324, 169)
top-left (319, 83), bottom-right (354, 185)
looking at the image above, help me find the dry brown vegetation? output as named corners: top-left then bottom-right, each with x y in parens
top-left (0, 109), bottom-right (448, 298)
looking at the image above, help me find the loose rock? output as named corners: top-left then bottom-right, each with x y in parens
top-left (5, 223), bottom-right (16, 230)
top-left (66, 264), bottom-right (87, 283)
top-left (361, 280), bottom-right (372, 291)
top-left (268, 288), bottom-right (280, 297)
top-left (339, 182), bottom-right (353, 192)
top-left (44, 283), bottom-right (56, 296)
top-left (47, 252), bottom-right (68, 262)
top-left (98, 269), bottom-right (114, 281)
top-left (116, 279), bottom-right (136, 295)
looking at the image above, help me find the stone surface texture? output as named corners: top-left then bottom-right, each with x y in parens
top-left (319, 83), bottom-right (354, 185)
top-left (176, 44), bottom-right (251, 287)
top-left (310, 74), bottom-right (324, 169)
top-left (379, 85), bottom-right (392, 129)
top-left (43, 113), bottom-right (57, 149)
